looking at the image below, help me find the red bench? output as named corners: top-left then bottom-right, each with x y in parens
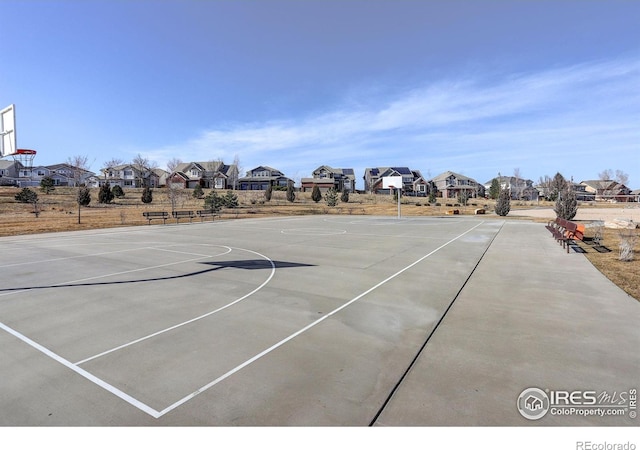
top-left (546, 218), bottom-right (585, 253)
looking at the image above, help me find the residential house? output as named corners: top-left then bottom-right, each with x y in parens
top-left (100, 164), bottom-right (160, 188)
top-left (430, 171), bottom-right (484, 200)
top-left (484, 176), bottom-right (539, 201)
top-left (363, 167), bottom-right (425, 194)
top-left (2, 162), bottom-right (94, 187)
top-left (580, 180), bottom-right (632, 202)
top-left (300, 165), bottom-right (356, 193)
top-left (168, 161), bottom-right (238, 189)
top-left (238, 166), bottom-right (293, 190)
top-left (0, 159), bottom-right (20, 185)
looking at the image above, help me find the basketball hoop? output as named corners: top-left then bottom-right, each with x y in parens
top-left (11, 149), bottom-right (37, 168)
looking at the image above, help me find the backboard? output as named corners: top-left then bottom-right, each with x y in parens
top-left (0, 104), bottom-right (17, 157)
top-left (382, 176), bottom-right (403, 189)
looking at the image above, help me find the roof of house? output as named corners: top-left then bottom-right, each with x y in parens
top-left (431, 171), bottom-right (478, 183)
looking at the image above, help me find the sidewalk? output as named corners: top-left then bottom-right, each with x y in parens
top-left (374, 220), bottom-right (640, 426)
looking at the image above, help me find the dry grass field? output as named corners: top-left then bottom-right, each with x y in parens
top-left (1, 186), bottom-right (638, 300)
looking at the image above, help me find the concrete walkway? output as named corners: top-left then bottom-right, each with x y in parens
top-left (375, 221), bottom-right (639, 426)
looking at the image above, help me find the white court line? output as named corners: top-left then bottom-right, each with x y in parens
top-left (0, 247), bottom-right (148, 269)
top-left (3, 221), bottom-right (487, 419)
top-left (0, 320), bottom-right (162, 418)
top-left (0, 245), bottom-right (272, 419)
top-left (154, 220), bottom-right (486, 417)
top-left (74, 246), bottom-right (276, 365)
top-left (0, 247), bottom-right (232, 299)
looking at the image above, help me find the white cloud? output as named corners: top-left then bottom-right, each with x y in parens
top-left (141, 56), bottom-right (640, 187)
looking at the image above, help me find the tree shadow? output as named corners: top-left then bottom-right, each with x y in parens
top-left (0, 259), bottom-right (315, 293)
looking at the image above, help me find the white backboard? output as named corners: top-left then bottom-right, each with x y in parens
top-left (0, 104), bottom-right (17, 157)
top-left (382, 176), bottom-right (403, 189)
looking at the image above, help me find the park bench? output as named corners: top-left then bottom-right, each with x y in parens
top-left (196, 209), bottom-right (219, 222)
top-left (142, 211), bottom-right (169, 224)
top-left (546, 217), bottom-right (585, 253)
top-left (172, 210), bottom-right (195, 223)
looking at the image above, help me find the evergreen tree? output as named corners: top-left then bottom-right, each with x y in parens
top-left (15, 188), bottom-right (38, 204)
top-left (286, 183), bottom-right (295, 203)
top-left (264, 184), bottom-right (272, 202)
top-left (311, 185), bottom-right (322, 203)
top-left (192, 184), bottom-right (204, 199)
top-left (77, 187), bottom-right (91, 206)
top-left (99, 182), bottom-right (115, 204)
top-left (112, 184), bottom-right (125, 198)
top-left (40, 176), bottom-right (55, 194)
top-left (340, 189), bottom-right (350, 203)
top-left (325, 187), bottom-right (339, 207)
top-left (141, 186), bottom-right (153, 204)
top-left (489, 178), bottom-right (501, 200)
top-left (222, 190), bottom-right (238, 208)
top-left (204, 190), bottom-right (224, 212)
top-left (554, 183), bottom-right (578, 220)
top-left (549, 172), bottom-right (566, 202)
top-left (495, 187), bottom-right (511, 216)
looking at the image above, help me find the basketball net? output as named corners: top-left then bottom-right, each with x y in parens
top-left (12, 149), bottom-right (37, 169)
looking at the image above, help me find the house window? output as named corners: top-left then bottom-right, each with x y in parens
top-left (124, 180), bottom-right (133, 186)
top-left (37, 170), bottom-right (46, 176)
top-left (215, 178), bottom-right (224, 189)
top-left (191, 170), bottom-right (199, 176)
top-left (124, 170), bottom-right (133, 176)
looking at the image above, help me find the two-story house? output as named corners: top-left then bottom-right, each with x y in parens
top-left (484, 176), bottom-right (539, 201)
top-left (430, 171), bottom-right (484, 199)
top-left (363, 167), bottom-right (425, 194)
top-left (168, 161), bottom-right (239, 189)
top-left (300, 165), bottom-right (356, 193)
top-left (580, 180), bottom-right (632, 202)
top-left (100, 164), bottom-right (160, 188)
top-left (0, 159), bottom-right (20, 185)
top-left (238, 166), bottom-right (293, 190)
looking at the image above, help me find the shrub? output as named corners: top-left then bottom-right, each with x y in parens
top-left (98, 182), bottom-right (114, 204)
top-left (554, 184), bottom-right (578, 220)
top-left (141, 186), bottom-right (153, 204)
top-left (204, 190), bottom-right (223, 212)
top-left (40, 176), bottom-right (55, 194)
top-left (192, 185), bottom-right (203, 199)
top-left (222, 190), bottom-right (238, 208)
top-left (325, 188), bottom-right (338, 207)
top-left (340, 189), bottom-right (350, 203)
top-left (495, 188), bottom-right (511, 216)
top-left (311, 185), bottom-right (322, 203)
top-left (15, 188), bottom-right (38, 204)
top-left (286, 183), bottom-right (295, 203)
top-left (77, 187), bottom-right (91, 206)
top-left (264, 184), bottom-right (272, 202)
top-left (112, 184), bottom-right (125, 198)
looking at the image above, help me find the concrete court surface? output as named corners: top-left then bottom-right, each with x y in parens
top-left (0, 215), bottom-right (637, 426)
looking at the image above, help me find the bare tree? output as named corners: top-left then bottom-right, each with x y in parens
top-left (537, 175), bottom-right (553, 200)
top-left (513, 168), bottom-right (522, 200)
top-left (66, 154), bottom-right (93, 224)
top-left (615, 169), bottom-right (629, 187)
top-left (232, 154), bottom-right (242, 190)
top-left (103, 157), bottom-right (124, 169)
top-left (166, 157), bottom-right (182, 173)
top-left (132, 154), bottom-right (158, 187)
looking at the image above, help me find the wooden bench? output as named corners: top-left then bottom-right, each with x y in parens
top-left (196, 209), bottom-right (219, 222)
top-left (546, 218), bottom-right (585, 253)
top-left (142, 211), bottom-right (169, 224)
top-left (172, 210), bottom-right (195, 223)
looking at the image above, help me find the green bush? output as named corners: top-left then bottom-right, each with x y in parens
top-left (15, 188), bottom-right (38, 204)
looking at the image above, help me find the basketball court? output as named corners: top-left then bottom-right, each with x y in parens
top-left (0, 216), bottom-right (508, 425)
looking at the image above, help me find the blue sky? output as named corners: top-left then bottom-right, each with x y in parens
top-left (1, 0), bottom-right (639, 189)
